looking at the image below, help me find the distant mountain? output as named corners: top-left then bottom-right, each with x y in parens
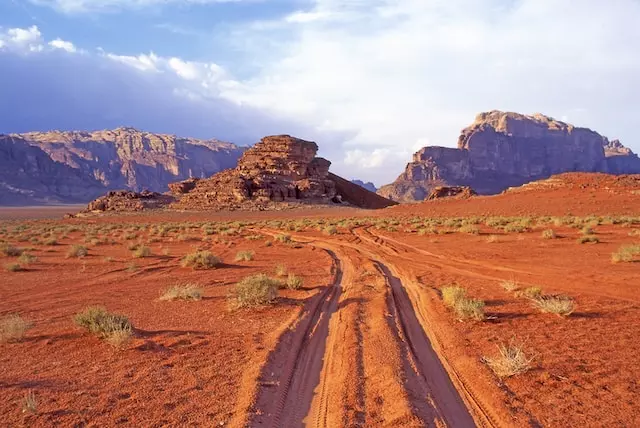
top-left (0, 128), bottom-right (245, 205)
top-left (351, 180), bottom-right (377, 193)
top-left (378, 111), bottom-right (640, 202)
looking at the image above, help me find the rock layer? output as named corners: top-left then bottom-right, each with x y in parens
top-left (378, 111), bottom-right (640, 202)
top-left (0, 128), bottom-right (244, 205)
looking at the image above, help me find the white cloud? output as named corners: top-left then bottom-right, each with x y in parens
top-left (29, 0), bottom-right (254, 14)
top-left (48, 38), bottom-right (76, 52)
top-left (105, 52), bottom-right (160, 72)
top-left (0, 25), bottom-right (43, 52)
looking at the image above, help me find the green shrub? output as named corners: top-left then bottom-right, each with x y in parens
top-left (66, 245), bottom-right (88, 258)
top-left (0, 314), bottom-right (32, 343)
top-left (73, 306), bottom-right (132, 346)
top-left (229, 274), bottom-right (279, 309)
top-left (235, 250), bottom-right (255, 262)
top-left (159, 284), bottom-right (204, 301)
top-left (181, 251), bottom-right (221, 269)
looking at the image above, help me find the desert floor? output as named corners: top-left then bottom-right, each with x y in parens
top-left (1, 178), bottom-right (639, 427)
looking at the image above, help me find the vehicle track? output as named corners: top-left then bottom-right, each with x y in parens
top-left (251, 248), bottom-right (343, 428)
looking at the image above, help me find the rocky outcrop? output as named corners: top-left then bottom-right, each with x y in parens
top-left (378, 111), bottom-right (640, 202)
top-left (171, 135), bottom-right (395, 211)
top-left (351, 180), bottom-right (377, 193)
top-left (0, 128), bottom-right (244, 205)
top-left (85, 190), bottom-right (174, 212)
top-left (427, 186), bottom-right (476, 200)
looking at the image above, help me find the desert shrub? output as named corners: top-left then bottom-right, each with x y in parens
top-left (323, 226), bottom-right (338, 236)
top-left (541, 229), bottom-right (557, 239)
top-left (159, 284), bottom-right (204, 301)
top-left (581, 226), bottom-right (594, 235)
top-left (515, 286), bottom-right (543, 299)
top-left (500, 279), bottom-right (519, 292)
top-left (485, 235), bottom-right (500, 243)
top-left (459, 224), bottom-right (480, 235)
top-left (533, 295), bottom-right (575, 316)
top-left (611, 244), bottom-right (640, 263)
top-left (264, 240), bottom-right (273, 247)
top-left (235, 250), bottom-right (255, 262)
top-left (124, 233), bottom-right (137, 240)
top-left (4, 263), bottom-right (24, 272)
top-left (286, 273), bottom-right (304, 290)
top-left (66, 245), bottom-right (88, 258)
top-left (483, 341), bottom-right (534, 378)
top-left (132, 245), bottom-right (152, 258)
top-left (0, 314), bottom-right (32, 343)
top-left (1, 244), bottom-right (23, 257)
top-left (275, 263), bottom-right (287, 277)
top-left (275, 233), bottom-right (291, 243)
top-left (44, 237), bottom-right (58, 246)
top-left (22, 390), bottom-right (38, 415)
top-left (229, 274), bottom-right (279, 309)
top-left (73, 306), bottom-right (132, 346)
top-left (503, 224), bottom-right (528, 233)
top-left (18, 253), bottom-right (37, 265)
top-left (577, 235), bottom-right (599, 244)
top-left (441, 286), bottom-right (485, 320)
top-left (181, 251), bottom-right (221, 269)
top-left (245, 234), bottom-right (263, 241)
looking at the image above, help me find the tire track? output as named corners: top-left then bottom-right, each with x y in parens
top-left (251, 249), bottom-right (343, 428)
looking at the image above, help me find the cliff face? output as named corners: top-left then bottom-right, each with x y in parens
top-left (169, 135), bottom-right (396, 211)
top-left (378, 111), bottom-right (640, 202)
top-left (0, 128), bottom-right (244, 205)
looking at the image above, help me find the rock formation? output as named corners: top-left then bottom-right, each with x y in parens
top-left (85, 190), bottom-right (174, 212)
top-left (351, 180), bottom-right (377, 193)
top-left (378, 111), bottom-right (640, 202)
top-left (170, 135), bottom-right (396, 210)
top-left (0, 128), bottom-right (244, 205)
top-left (427, 186), bottom-right (476, 200)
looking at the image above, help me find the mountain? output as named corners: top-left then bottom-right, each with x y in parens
top-left (0, 128), bottom-right (245, 205)
top-left (351, 180), bottom-right (377, 193)
top-left (378, 111), bottom-right (640, 202)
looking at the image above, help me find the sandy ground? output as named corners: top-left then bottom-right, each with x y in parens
top-left (1, 174), bottom-right (639, 427)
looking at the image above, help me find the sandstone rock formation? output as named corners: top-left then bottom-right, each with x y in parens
top-left (427, 186), bottom-right (476, 200)
top-left (0, 128), bottom-right (244, 205)
top-left (85, 190), bottom-right (174, 212)
top-left (378, 111), bottom-right (640, 202)
top-left (171, 135), bottom-right (395, 210)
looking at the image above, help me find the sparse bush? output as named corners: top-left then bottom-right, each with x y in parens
top-left (235, 250), bottom-right (255, 262)
top-left (515, 286), bottom-right (543, 299)
top-left (66, 245), bottom-right (88, 258)
top-left (533, 295), bottom-right (575, 316)
top-left (323, 226), bottom-right (338, 236)
top-left (132, 245), bottom-right (152, 258)
top-left (73, 306), bottom-right (132, 346)
top-left (181, 251), bottom-right (221, 269)
top-left (581, 226), bottom-right (594, 235)
top-left (264, 240), bottom-right (273, 247)
top-left (459, 224), bottom-right (480, 235)
top-left (577, 235), bottom-right (599, 244)
top-left (275, 263), bottom-right (287, 277)
top-left (1, 244), bottom-right (23, 257)
top-left (286, 273), bottom-right (303, 290)
top-left (486, 235), bottom-right (500, 243)
top-left (483, 340), bottom-right (534, 378)
top-left (441, 286), bottom-right (485, 320)
top-left (0, 314), bottom-right (32, 342)
top-left (4, 263), bottom-right (23, 272)
top-left (611, 244), bottom-right (640, 263)
top-left (500, 279), bottom-right (519, 292)
top-left (275, 234), bottom-right (291, 243)
top-left (229, 274), bottom-right (279, 309)
top-left (159, 284), bottom-right (204, 301)
top-left (18, 253), bottom-right (37, 265)
top-left (441, 286), bottom-right (466, 307)
top-left (503, 224), bottom-right (528, 233)
top-left (541, 229), bottom-right (557, 239)
top-left (44, 237), bottom-right (58, 246)
top-left (22, 390), bottom-right (38, 415)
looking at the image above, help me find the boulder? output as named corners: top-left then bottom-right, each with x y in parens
top-left (427, 186), bottom-right (477, 200)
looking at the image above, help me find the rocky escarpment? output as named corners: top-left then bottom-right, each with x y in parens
top-left (170, 135), bottom-right (396, 210)
top-left (0, 128), bottom-right (244, 205)
top-left (378, 111), bottom-right (640, 202)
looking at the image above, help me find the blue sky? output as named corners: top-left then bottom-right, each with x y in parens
top-left (1, 0), bottom-right (640, 184)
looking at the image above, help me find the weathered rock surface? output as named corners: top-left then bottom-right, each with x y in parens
top-left (171, 135), bottom-right (395, 210)
top-left (0, 128), bottom-right (244, 205)
top-left (427, 186), bottom-right (476, 200)
top-left (351, 180), bottom-right (377, 193)
top-left (378, 111), bottom-right (640, 202)
top-left (85, 190), bottom-right (174, 212)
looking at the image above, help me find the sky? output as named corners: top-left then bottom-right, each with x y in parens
top-left (1, 0), bottom-right (639, 185)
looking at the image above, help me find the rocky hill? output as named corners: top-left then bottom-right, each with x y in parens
top-left (0, 128), bottom-right (244, 205)
top-left (351, 180), bottom-right (377, 193)
top-left (378, 111), bottom-right (640, 202)
top-left (168, 135), bottom-right (396, 211)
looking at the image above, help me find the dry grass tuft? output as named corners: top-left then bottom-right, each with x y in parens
top-left (323, 226), bottom-right (338, 236)
top-left (22, 390), bottom-right (38, 415)
top-left (611, 244), bottom-right (640, 263)
top-left (1, 244), bottom-right (23, 257)
top-left (159, 284), bottom-right (204, 301)
top-left (515, 286), bottom-right (543, 299)
top-left (533, 295), bottom-right (576, 316)
top-left (485, 235), bottom-right (500, 243)
top-left (4, 263), bottom-right (23, 272)
top-left (0, 314), bottom-right (33, 343)
top-left (132, 245), bottom-right (152, 258)
top-left (181, 251), bottom-right (221, 270)
top-left (285, 273), bottom-right (304, 290)
top-left (228, 274), bottom-right (280, 309)
top-left (441, 286), bottom-right (485, 321)
top-left (66, 245), bottom-right (88, 258)
top-left (275, 263), bottom-right (287, 277)
top-left (235, 250), bottom-right (255, 262)
top-left (483, 340), bottom-right (534, 378)
top-left (73, 306), bottom-right (132, 347)
top-left (500, 279), bottom-right (519, 292)
top-left (577, 235), bottom-right (599, 244)
top-left (541, 229), bottom-right (557, 239)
